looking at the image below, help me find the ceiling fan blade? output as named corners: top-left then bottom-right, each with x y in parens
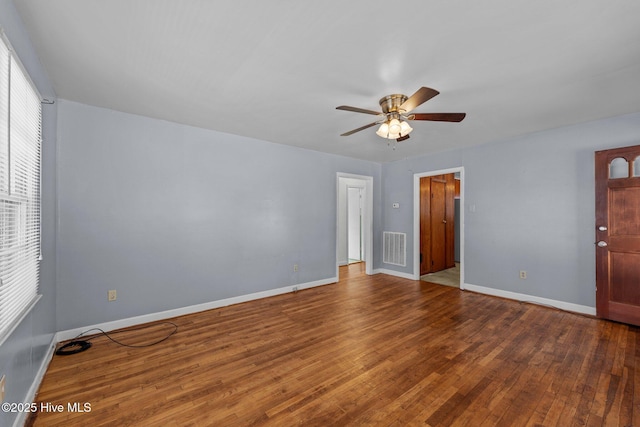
top-left (411, 113), bottom-right (466, 122)
top-left (336, 105), bottom-right (382, 115)
top-left (340, 122), bottom-right (378, 136)
top-left (399, 87), bottom-right (439, 113)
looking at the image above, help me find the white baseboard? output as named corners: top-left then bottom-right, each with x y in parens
top-left (373, 268), bottom-right (417, 281)
top-left (14, 335), bottom-right (57, 427)
top-left (56, 277), bottom-right (337, 342)
top-left (366, 273), bottom-right (594, 316)
top-left (463, 283), bottom-right (596, 316)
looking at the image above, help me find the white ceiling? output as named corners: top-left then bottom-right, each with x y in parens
top-left (14, 0), bottom-right (640, 163)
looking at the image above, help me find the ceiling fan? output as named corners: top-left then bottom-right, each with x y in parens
top-left (336, 86), bottom-right (466, 143)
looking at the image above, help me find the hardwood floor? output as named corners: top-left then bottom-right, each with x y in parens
top-left (29, 263), bottom-right (640, 426)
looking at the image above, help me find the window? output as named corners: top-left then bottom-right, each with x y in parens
top-left (0, 31), bottom-right (42, 345)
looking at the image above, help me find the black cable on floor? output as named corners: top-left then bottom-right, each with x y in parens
top-left (55, 340), bottom-right (92, 355)
top-left (55, 321), bottom-right (178, 355)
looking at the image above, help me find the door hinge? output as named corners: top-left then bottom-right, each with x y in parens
top-left (420, 253), bottom-right (423, 263)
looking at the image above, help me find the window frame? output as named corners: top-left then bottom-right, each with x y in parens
top-left (0, 28), bottom-right (43, 347)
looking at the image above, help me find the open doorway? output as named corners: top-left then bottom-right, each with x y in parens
top-left (413, 167), bottom-right (464, 288)
top-left (337, 173), bottom-right (373, 279)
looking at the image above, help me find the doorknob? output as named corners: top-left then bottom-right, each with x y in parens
top-left (598, 226), bottom-right (607, 231)
top-left (442, 220), bottom-right (447, 223)
top-left (597, 241), bottom-right (608, 247)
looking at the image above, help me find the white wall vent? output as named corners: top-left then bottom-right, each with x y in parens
top-left (383, 232), bottom-right (406, 266)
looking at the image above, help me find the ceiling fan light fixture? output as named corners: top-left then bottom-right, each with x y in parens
top-left (388, 118), bottom-right (401, 135)
top-left (376, 118), bottom-right (413, 140)
top-left (376, 122), bottom-right (390, 138)
top-left (400, 120), bottom-right (413, 135)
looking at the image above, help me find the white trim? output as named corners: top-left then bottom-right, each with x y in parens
top-left (56, 277), bottom-right (336, 342)
top-left (0, 28), bottom-right (43, 101)
top-left (463, 282), bottom-right (596, 316)
top-left (413, 167), bottom-right (465, 286)
top-left (336, 173), bottom-right (373, 278)
top-left (14, 335), bottom-right (57, 427)
top-left (373, 268), bottom-right (417, 281)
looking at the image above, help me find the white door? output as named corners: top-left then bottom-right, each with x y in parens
top-left (347, 187), bottom-right (363, 262)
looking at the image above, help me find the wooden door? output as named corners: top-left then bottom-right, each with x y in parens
top-left (595, 144), bottom-right (640, 326)
top-left (420, 174), bottom-right (455, 275)
top-left (431, 180), bottom-right (447, 272)
top-left (420, 177), bottom-right (432, 275)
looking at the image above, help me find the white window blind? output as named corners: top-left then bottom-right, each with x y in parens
top-left (0, 31), bottom-right (42, 345)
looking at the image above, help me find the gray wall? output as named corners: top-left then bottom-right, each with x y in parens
top-left (0, 1), bottom-right (57, 426)
top-left (56, 100), bottom-right (382, 330)
top-left (382, 149), bottom-right (463, 273)
top-left (381, 112), bottom-right (640, 307)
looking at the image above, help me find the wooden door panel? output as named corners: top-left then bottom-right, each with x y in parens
top-left (431, 180), bottom-right (446, 272)
top-left (610, 187), bottom-right (640, 234)
top-left (420, 177), bottom-right (431, 275)
top-left (444, 174), bottom-right (455, 269)
top-left (610, 252), bottom-right (640, 305)
top-left (609, 236), bottom-right (640, 253)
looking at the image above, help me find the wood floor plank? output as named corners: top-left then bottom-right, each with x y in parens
top-left (630, 326), bottom-right (640, 426)
top-left (27, 263), bottom-right (640, 426)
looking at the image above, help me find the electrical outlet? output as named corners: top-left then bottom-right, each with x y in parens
top-left (519, 271), bottom-right (527, 279)
top-left (0, 375), bottom-right (6, 402)
top-left (108, 290), bottom-right (117, 301)
top-left (293, 264), bottom-right (298, 272)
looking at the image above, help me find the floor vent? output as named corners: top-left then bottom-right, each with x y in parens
top-left (383, 232), bottom-right (406, 266)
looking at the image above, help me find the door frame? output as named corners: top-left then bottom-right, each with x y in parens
top-left (413, 167), bottom-right (464, 287)
top-left (337, 173), bottom-right (373, 278)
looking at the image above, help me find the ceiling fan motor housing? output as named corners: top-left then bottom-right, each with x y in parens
top-left (379, 94), bottom-right (408, 114)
